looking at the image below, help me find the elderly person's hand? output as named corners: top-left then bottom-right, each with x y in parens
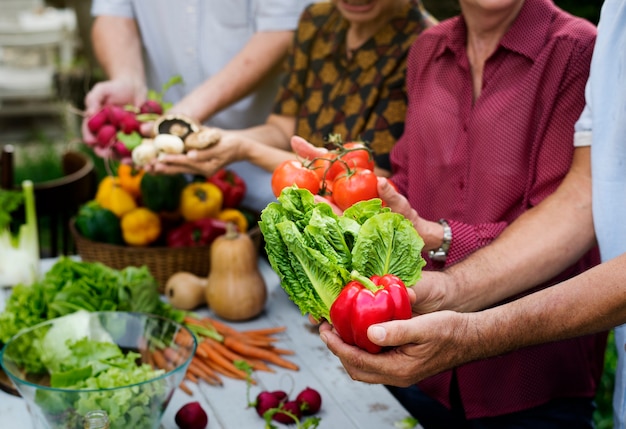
top-left (319, 309), bottom-right (478, 387)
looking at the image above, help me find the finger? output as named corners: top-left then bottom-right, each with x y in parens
top-left (313, 195), bottom-right (342, 215)
top-left (84, 83), bottom-right (107, 115)
top-left (140, 121), bottom-right (155, 137)
top-left (291, 135), bottom-right (328, 160)
top-left (81, 119), bottom-right (97, 145)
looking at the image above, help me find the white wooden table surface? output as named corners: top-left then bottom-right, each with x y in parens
top-left (0, 257), bottom-right (417, 429)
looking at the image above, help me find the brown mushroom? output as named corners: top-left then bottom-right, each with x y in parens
top-left (184, 127), bottom-right (222, 150)
top-left (153, 114), bottom-right (200, 140)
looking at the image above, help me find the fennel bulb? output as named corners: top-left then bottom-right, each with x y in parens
top-left (0, 180), bottom-right (40, 286)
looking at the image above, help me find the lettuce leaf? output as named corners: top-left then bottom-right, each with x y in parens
top-left (352, 212), bottom-right (426, 286)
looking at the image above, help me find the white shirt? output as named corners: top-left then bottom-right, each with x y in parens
top-left (573, 1), bottom-right (626, 426)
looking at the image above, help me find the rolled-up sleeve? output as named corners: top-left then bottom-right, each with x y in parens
top-left (574, 81), bottom-right (592, 147)
top-left (255, 0), bottom-right (309, 32)
top-left (91, 0), bottom-right (134, 18)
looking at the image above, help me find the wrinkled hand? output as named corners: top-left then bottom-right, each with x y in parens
top-left (146, 128), bottom-right (236, 177)
top-left (82, 79), bottom-right (147, 144)
top-left (319, 310), bottom-right (475, 387)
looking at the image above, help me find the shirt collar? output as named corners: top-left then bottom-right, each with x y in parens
top-left (325, 1), bottom-right (423, 65)
top-left (437, 0), bottom-right (556, 63)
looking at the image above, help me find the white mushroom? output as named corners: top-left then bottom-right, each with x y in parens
top-left (184, 127), bottom-right (222, 150)
top-left (154, 133), bottom-right (185, 154)
top-left (131, 139), bottom-right (158, 166)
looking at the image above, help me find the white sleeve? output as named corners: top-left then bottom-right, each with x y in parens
top-left (254, 0), bottom-right (309, 32)
top-left (91, 0), bottom-right (134, 18)
top-left (574, 80), bottom-right (592, 147)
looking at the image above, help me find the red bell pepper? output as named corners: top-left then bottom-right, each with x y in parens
top-left (207, 169), bottom-right (246, 208)
top-left (166, 218), bottom-right (227, 247)
top-left (329, 272), bottom-right (412, 354)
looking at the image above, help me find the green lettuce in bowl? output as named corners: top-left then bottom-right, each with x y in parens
top-left (1, 311), bottom-right (196, 429)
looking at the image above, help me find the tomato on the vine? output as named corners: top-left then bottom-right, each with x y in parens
top-left (326, 142), bottom-right (375, 182)
top-left (332, 168), bottom-right (379, 211)
top-left (272, 160), bottom-right (321, 198)
top-left (309, 153), bottom-right (337, 181)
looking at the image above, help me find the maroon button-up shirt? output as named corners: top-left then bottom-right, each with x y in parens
top-left (391, 0), bottom-right (606, 418)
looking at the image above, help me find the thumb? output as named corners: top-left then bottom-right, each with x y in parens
top-left (367, 318), bottom-right (420, 347)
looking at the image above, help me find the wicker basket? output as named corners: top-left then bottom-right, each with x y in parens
top-left (70, 219), bottom-right (263, 291)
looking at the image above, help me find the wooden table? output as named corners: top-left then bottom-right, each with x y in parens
top-left (0, 258), bottom-right (416, 428)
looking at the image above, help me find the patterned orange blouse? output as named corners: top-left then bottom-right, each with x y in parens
top-left (273, 1), bottom-right (435, 170)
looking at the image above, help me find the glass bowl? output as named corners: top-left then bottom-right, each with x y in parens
top-left (0, 311), bottom-right (197, 429)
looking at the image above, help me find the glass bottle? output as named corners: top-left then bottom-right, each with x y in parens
top-left (83, 410), bottom-right (110, 429)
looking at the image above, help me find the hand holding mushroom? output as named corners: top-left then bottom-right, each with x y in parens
top-left (132, 115), bottom-right (222, 168)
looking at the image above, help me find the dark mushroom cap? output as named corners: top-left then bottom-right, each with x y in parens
top-left (153, 114), bottom-right (200, 140)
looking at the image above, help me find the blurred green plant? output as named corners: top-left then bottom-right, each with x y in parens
top-left (12, 134), bottom-right (64, 185)
top-left (595, 331), bottom-right (617, 429)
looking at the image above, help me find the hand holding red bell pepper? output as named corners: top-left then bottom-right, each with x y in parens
top-left (207, 169), bottom-right (246, 208)
top-left (329, 271), bottom-right (412, 354)
top-left (166, 218), bottom-right (227, 247)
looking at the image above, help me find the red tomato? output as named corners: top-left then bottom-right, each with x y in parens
top-left (309, 153), bottom-right (337, 181)
top-left (272, 160), bottom-right (321, 198)
top-left (327, 142), bottom-right (375, 182)
top-left (332, 168), bottom-right (379, 211)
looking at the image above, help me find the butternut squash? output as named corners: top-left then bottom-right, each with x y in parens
top-left (165, 271), bottom-right (208, 310)
top-left (205, 223), bottom-right (267, 321)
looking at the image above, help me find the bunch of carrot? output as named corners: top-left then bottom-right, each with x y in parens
top-left (152, 315), bottom-right (299, 395)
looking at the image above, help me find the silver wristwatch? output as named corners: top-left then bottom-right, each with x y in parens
top-left (428, 219), bottom-right (452, 262)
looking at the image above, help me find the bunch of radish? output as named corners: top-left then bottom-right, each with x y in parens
top-left (255, 386), bottom-right (322, 426)
top-left (85, 100), bottom-right (164, 161)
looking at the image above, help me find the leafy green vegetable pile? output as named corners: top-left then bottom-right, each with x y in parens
top-left (259, 187), bottom-right (426, 322)
top-left (0, 257), bottom-right (184, 344)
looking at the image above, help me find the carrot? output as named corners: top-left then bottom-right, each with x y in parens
top-left (205, 338), bottom-right (274, 373)
top-left (174, 328), bottom-right (195, 347)
top-left (192, 356), bottom-right (223, 383)
top-left (241, 326), bottom-right (287, 336)
top-left (179, 381), bottom-right (193, 396)
top-left (267, 347), bottom-right (296, 356)
top-left (201, 317), bottom-right (241, 338)
top-left (152, 349), bottom-right (173, 371)
top-left (202, 356), bottom-right (255, 382)
top-left (163, 347), bottom-right (188, 366)
top-left (188, 361), bottom-right (222, 386)
top-left (223, 336), bottom-right (299, 371)
top-left (197, 341), bottom-right (252, 380)
top-left (185, 371), bottom-right (199, 384)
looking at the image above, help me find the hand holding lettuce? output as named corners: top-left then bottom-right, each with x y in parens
top-left (259, 187), bottom-right (425, 352)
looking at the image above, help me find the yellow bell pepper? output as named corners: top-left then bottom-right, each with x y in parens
top-left (179, 182), bottom-right (223, 221)
top-left (217, 208), bottom-right (248, 232)
top-left (117, 164), bottom-right (145, 199)
top-left (95, 176), bottom-right (137, 217)
top-left (120, 207), bottom-right (161, 246)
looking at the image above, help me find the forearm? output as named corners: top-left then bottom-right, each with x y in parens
top-left (174, 31), bottom-right (293, 122)
top-left (221, 117), bottom-right (296, 172)
top-left (91, 16), bottom-right (145, 84)
top-left (471, 252), bottom-right (626, 358)
top-left (448, 147), bottom-right (595, 312)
